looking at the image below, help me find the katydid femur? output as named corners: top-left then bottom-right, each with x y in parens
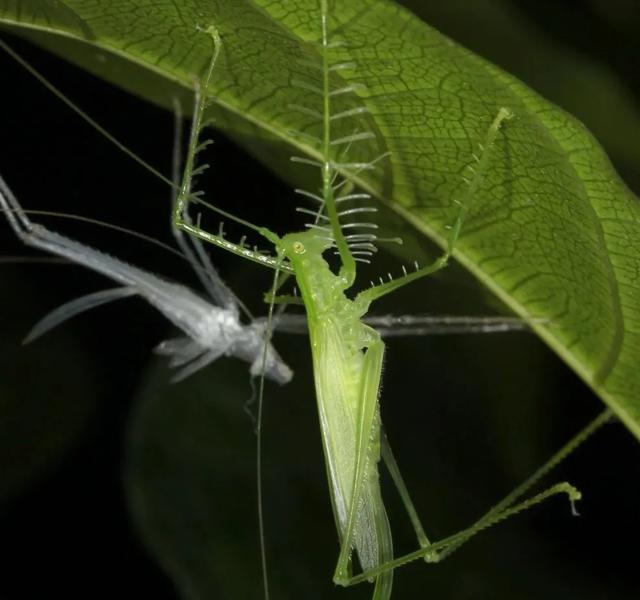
top-left (173, 14), bottom-right (610, 600)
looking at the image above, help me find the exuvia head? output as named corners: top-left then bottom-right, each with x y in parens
top-left (250, 349), bottom-right (294, 385)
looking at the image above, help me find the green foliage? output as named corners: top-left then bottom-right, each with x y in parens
top-left (1, 0), bottom-right (638, 438)
top-left (1, 1), bottom-right (640, 598)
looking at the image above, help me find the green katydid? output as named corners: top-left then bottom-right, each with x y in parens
top-left (172, 12), bottom-right (611, 600)
top-left (0, 7), bottom-right (616, 600)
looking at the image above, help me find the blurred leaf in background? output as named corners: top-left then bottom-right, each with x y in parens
top-left (0, 272), bottom-right (96, 501)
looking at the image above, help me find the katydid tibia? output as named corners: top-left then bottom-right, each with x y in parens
top-left (172, 16), bottom-right (610, 600)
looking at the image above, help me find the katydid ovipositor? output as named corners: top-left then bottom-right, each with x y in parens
top-left (172, 13), bottom-right (605, 599)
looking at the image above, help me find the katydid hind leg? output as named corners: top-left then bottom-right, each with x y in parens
top-left (339, 409), bottom-right (612, 585)
top-left (435, 408), bottom-right (613, 561)
top-left (380, 430), bottom-right (437, 562)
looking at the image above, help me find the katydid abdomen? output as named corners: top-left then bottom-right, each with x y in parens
top-left (276, 231), bottom-right (392, 592)
top-left (310, 317), bottom-right (393, 585)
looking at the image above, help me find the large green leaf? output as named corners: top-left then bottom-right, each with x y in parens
top-left (403, 0), bottom-right (640, 184)
top-left (0, 1), bottom-right (638, 437)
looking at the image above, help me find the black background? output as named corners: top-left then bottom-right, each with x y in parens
top-left (1, 1), bottom-right (639, 599)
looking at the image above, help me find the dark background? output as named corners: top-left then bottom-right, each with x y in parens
top-left (1, 1), bottom-right (639, 598)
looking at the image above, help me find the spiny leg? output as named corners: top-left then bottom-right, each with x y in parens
top-left (173, 25), bottom-right (220, 229)
top-left (289, 0), bottom-right (395, 286)
top-left (170, 97), bottom-right (240, 313)
top-left (171, 26), bottom-right (287, 274)
top-left (356, 107), bottom-right (514, 309)
top-left (337, 408), bottom-right (613, 586)
top-left (317, 0), bottom-right (356, 287)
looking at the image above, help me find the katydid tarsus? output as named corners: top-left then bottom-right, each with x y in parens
top-left (172, 13), bottom-right (612, 600)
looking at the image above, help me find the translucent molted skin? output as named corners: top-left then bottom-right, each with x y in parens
top-left (0, 174), bottom-right (292, 385)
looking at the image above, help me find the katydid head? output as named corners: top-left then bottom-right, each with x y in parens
top-left (279, 230), bottom-right (333, 264)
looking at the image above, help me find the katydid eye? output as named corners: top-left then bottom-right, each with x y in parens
top-left (293, 241), bottom-right (306, 254)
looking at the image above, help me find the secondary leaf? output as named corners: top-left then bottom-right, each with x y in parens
top-left (126, 358), bottom-right (333, 599)
top-left (1, 0), bottom-right (639, 439)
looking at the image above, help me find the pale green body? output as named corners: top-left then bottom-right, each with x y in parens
top-left (281, 232), bottom-right (392, 592)
top-left (311, 321), bottom-right (386, 565)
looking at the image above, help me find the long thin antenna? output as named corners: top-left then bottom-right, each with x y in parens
top-left (1, 208), bottom-right (187, 261)
top-left (0, 38), bottom-right (175, 190)
top-left (254, 260), bottom-right (285, 600)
